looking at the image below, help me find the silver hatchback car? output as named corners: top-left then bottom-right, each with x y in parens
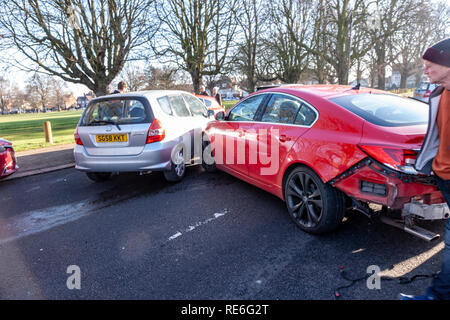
top-left (74, 90), bottom-right (213, 182)
top-left (413, 81), bottom-right (439, 103)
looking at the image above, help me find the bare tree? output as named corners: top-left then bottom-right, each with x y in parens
top-left (115, 63), bottom-right (148, 92)
top-left (232, 0), bottom-right (266, 93)
top-left (366, 0), bottom-right (423, 89)
top-left (0, 76), bottom-right (11, 114)
top-left (309, 0), bottom-right (335, 83)
top-left (151, 0), bottom-right (237, 94)
top-left (262, 0), bottom-right (313, 84)
top-left (300, 0), bottom-right (370, 85)
top-left (143, 65), bottom-right (191, 91)
top-left (50, 77), bottom-right (68, 111)
top-left (26, 73), bottom-right (53, 111)
top-left (393, 0), bottom-right (450, 88)
top-left (0, 0), bottom-right (155, 96)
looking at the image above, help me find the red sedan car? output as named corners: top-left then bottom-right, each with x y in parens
top-left (203, 85), bottom-right (448, 240)
top-left (0, 138), bottom-right (18, 179)
top-left (196, 94), bottom-right (225, 115)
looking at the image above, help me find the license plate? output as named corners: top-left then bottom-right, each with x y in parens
top-left (96, 134), bottom-right (128, 143)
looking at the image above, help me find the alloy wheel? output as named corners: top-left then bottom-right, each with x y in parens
top-left (286, 171), bottom-right (324, 229)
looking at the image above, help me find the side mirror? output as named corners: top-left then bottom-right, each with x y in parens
top-left (215, 111), bottom-right (225, 121)
top-left (207, 110), bottom-right (215, 118)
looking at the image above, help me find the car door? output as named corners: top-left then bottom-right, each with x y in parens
top-left (213, 94), bottom-right (267, 175)
top-left (182, 93), bottom-right (209, 161)
top-left (248, 93), bottom-right (318, 186)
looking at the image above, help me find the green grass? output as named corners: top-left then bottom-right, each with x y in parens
top-left (223, 100), bottom-right (239, 111)
top-left (0, 110), bottom-right (83, 152)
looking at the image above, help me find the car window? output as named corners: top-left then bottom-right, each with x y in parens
top-left (157, 96), bottom-right (173, 115)
top-left (169, 95), bottom-right (191, 117)
top-left (261, 94), bottom-right (317, 126)
top-left (330, 93), bottom-right (428, 127)
top-left (183, 94), bottom-right (207, 117)
top-left (295, 104), bottom-right (317, 126)
top-left (228, 94), bottom-right (265, 121)
top-left (418, 82), bottom-right (429, 91)
top-left (81, 98), bottom-right (150, 125)
top-left (202, 99), bottom-right (212, 107)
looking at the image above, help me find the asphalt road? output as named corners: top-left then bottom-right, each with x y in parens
top-left (0, 165), bottom-right (446, 300)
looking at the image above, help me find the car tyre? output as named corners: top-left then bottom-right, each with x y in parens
top-left (86, 172), bottom-right (112, 182)
top-left (284, 166), bottom-right (345, 234)
top-left (202, 135), bottom-right (217, 172)
top-left (164, 147), bottom-right (186, 182)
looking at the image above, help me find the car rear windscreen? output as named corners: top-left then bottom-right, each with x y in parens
top-left (80, 98), bottom-right (151, 126)
top-left (330, 93), bottom-right (428, 127)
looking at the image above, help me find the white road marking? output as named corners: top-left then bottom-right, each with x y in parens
top-left (167, 209), bottom-right (229, 242)
top-left (168, 232), bottom-right (182, 241)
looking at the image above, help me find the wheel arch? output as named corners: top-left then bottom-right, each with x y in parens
top-left (281, 162), bottom-right (323, 201)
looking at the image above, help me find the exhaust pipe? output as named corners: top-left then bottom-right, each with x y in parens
top-left (404, 224), bottom-right (440, 242)
top-left (380, 216), bottom-right (440, 242)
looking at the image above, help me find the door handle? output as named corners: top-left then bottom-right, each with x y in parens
top-left (279, 135), bottom-right (291, 142)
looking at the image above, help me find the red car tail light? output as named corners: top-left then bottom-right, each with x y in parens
top-left (358, 145), bottom-right (419, 174)
top-left (424, 90), bottom-right (431, 98)
top-left (74, 127), bottom-right (83, 145)
top-left (146, 119), bottom-right (165, 144)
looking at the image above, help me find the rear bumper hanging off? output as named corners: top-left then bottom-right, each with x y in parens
top-left (403, 201), bottom-right (450, 220)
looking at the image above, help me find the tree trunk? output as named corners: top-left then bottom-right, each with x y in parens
top-left (190, 68), bottom-right (202, 94)
top-left (94, 79), bottom-right (110, 97)
top-left (400, 72), bottom-right (407, 89)
top-left (375, 43), bottom-right (386, 90)
top-left (247, 76), bottom-right (256, 94)
top-left (337, 64), bottom-right (349, 85)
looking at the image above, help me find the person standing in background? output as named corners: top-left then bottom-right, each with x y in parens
top-left (212, 87), bottom-right (222, 107)
top-left (199, 85), bottom-right (208, 96)
top-left (113, 81), bottom-right (128, 94)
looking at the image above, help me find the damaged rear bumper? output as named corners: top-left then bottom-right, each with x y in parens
top-left (403, 201), bottom-right (450, 220)
top-left (329, 158), bottom-right (444, 209)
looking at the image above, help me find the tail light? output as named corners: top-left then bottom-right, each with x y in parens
top-left (146, 119), bottom-right (165, 144)
top-left (358, 145), bottom-right (419, 174)
top-left (424, 90), bottom-right (431, 98)
top-left (74, 127), bottom-right (83, 145)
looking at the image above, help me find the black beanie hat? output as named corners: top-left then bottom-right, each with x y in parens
top-left (422, 38), bottom-right (450, 68)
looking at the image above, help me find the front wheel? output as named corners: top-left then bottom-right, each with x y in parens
top-left (202, 135), bottom-right (217, 172)
top-left (284, 167), bottom-right (345, 234)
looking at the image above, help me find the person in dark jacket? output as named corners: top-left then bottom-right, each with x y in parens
top-left (199, 85), bottom-right (208, 96)
top-left (113, 81), bottom-right (128, 94)
top-left (212, 87), bottom-right (222, 107)
top-left (400, 37), bottom-right (450, 300)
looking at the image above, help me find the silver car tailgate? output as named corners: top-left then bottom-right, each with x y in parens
top-left (78, 123), bottom-right (150, 156)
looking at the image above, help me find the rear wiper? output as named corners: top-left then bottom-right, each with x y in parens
top-left (89, 120), bottom-right (121, 131)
